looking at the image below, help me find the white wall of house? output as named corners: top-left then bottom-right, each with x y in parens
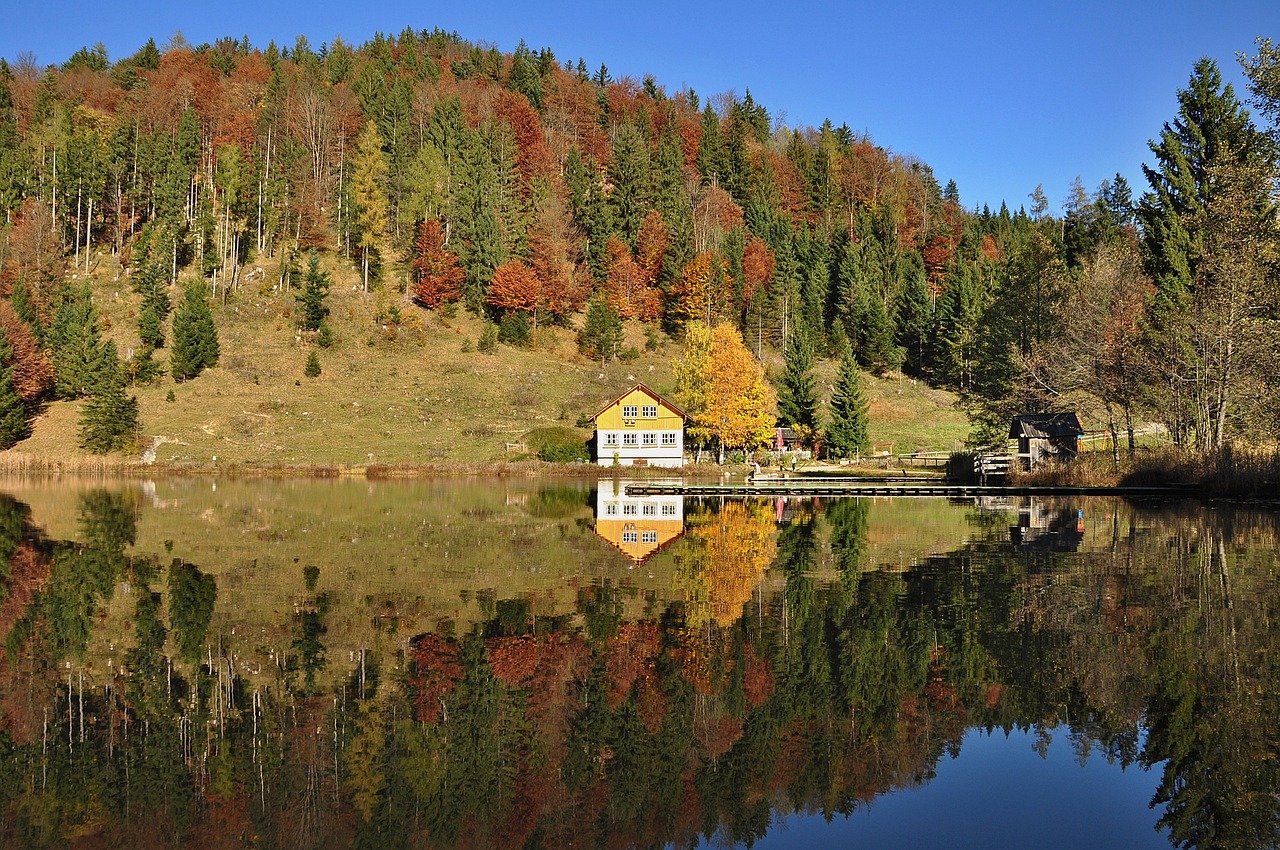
top-left (595, 429), bottom-right (684, 467)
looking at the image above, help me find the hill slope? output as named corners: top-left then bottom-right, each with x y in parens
top-left (9, 257), bottom-right (967, 469)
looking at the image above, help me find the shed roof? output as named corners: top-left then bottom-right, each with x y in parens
top-left (1009, 412), bottom-right (1084, 440)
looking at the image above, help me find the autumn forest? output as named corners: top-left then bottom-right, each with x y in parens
top-left (0, 29), bottom-right (1278, 461)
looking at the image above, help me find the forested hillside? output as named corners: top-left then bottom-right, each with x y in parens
top-left (0, 30), bottom-right (1277, 461)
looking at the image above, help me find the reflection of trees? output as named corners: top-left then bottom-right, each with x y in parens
top-left (4, 496), bottom-right (1280, 848)
top-left (1139, 517), bottom-right (1280, 850)
top-left (673, 499), bottom-right (777, 630)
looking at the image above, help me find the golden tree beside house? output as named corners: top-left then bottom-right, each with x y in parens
top-left (592, 384), bottom-right (686, 468)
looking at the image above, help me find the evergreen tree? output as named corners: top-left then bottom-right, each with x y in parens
top-left (825, 347), bottom-right (869, 459)
top-left (170, 284), bottom-right (220, 382)
top-left (304, 349), bottom-right (322, 378)
top-left (777, 327), bottom-right (819, 439)
top-left (78, 344), bottom-right (139, 454)
top-left (895, 264), bottom-right (933, 377)
top-left (47, 285), bottom-right (114, 399)
top-left (577, 293), bottom-right (623, 363)
top-left (0, 357), bottom-right (29, 449)
top-left (295, 252), bottom-right (331, 331)
top-left (1138, 58), bottom-right (1270, 309)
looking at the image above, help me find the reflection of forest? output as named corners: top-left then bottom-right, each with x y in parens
top-left (1, 488), bottom-right (1279, 849)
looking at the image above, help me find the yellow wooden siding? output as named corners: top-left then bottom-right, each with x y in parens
top-left (595, 388), bottom-right (683, 431)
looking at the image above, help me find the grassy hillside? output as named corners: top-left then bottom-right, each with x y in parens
top-left (10, 253), bottom-right (970, 469)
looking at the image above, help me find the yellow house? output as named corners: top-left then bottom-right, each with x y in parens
top-left (594, 479), bottom-right (685, 564)
top-left (592, 383), bottom-right (686, 468)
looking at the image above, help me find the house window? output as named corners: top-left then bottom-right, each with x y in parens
top-left (623, 433), bottom-right (638, 446)
top-left (642, 405), bottom-right (658, 418)
top-left (642, 504), bottom-right (656, 516)
top-left (622, 531), bottom-right (639, 543)
top-left (605, 503), bottom-right (618, 516)
top-left (661, 432), bottom-right (677, 446)
top-left (641, 530), bottom-right (658, 543)
top-left (622, 405), bottom-right (638, 418)
top-left (642, 432), bottom-right (657, 446)
top-left (623, 503), bottom-right (637, 516)
top-left (661, 503), bottom-right (677, 516)
top-left (603, 432), bottom-right (618, 447)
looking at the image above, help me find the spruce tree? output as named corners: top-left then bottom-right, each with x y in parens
top-left (304, 350), bottom-right (322, 378)
top-left (1138, 58), bottom-right (1270, 308)
top-left (825, 347), bottom-right (869, 460)
top-left (171, 284), bottom-right (220, 382)
top-left (577, 293), bottom-right (623, 363)
top-left (78, 344), bottom-right (139, 454)
top-left (295, 252), bottom-right (331, 331)
top-left (895, 266), bottom-right (934, 377)
top-left (0, 362), bottom-right (29, 449)
top-left (47, 284), bottom-right (113, 399)
top-left (777, 327), bottom-right (818, 438)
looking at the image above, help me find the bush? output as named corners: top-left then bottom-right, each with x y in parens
top-left (498, 312), bottom-right (531, 347)
top-left (526, 426), bottom-right (590, 463)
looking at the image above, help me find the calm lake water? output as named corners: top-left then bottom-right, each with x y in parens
top-left (0, 475), bottom-right (1276, 849)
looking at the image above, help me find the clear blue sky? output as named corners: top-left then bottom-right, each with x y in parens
top-left (4, 1), bottom-right (1278, 214)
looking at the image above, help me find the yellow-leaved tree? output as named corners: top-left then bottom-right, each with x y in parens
top-left (674, 322), bottom-right (715, 460)
top-left (675, 322), bottom-right (777, 462)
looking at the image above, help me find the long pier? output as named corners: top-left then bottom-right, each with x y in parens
top-left (624, 480), bottom-right (1197, 498)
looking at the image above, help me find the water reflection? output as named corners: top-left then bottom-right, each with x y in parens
top-left (0, 479), bottom-right (1276, 848)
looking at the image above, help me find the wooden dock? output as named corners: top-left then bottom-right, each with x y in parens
top-left (624, 479), bottom-right (1197, 498)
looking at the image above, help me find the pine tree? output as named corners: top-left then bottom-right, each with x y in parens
top-left (304, 350), bottom-right (322, 378)
top-left (78, 344), bottom-right (139, 454)
top-left (776, 327), bottom-right (818, 438)
top-left (171, 284), bottom-right (220, 382)
top-left (825, 347), bottom-right (869, 459)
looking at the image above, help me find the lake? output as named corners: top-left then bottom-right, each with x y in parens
top-left (0, 475), bottom-right (1276, 849)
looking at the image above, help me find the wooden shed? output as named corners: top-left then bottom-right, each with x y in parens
top-left (1010, 413), bottom-right (1083, 469)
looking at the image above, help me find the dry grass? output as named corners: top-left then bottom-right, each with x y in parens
top-left (1015, 444), bottom-right (1280, 499)
top-left (8, 254), bottom-right (975, 471)
top-left (13, 257), bottom-right (682, 470)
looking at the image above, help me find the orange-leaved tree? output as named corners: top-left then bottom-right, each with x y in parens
top-left (670, 251), bottom-right (728, 329)
top-left (486, 258), bottom-right (545, 341)
top-left (411, 219), bottom-right (464, 309)
top-left (602, 235), bottom-right (647, 319)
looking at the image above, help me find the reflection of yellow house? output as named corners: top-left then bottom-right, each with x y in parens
top-left (595, 479), bottom-right (685, 564)
top-left (593, 383), bottom-right (685, 468)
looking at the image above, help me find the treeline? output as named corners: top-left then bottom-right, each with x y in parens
top-left (0, 31), bottom-right (1278, 455)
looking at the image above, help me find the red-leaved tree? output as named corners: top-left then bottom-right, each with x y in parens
top-left (411, 219), bottom-right (464, 309)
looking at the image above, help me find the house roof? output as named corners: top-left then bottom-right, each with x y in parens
top-left (591, 383), bottom-right (686, 422)
top-left (1009, 412), bottom-right (1084, 440)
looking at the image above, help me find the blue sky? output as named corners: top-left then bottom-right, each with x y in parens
top-left (4, 1), bottom-right (1278, 214)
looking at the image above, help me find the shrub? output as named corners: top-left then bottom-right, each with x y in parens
top-left (526, 426), bottom-right (590, 463)
top-left (498, 312), bottom-right (531, 347)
